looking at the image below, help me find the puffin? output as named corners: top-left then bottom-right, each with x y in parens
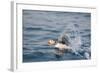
top-left (48, 34), bottom-right (71, 58)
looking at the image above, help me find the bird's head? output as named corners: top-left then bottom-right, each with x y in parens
top-left (48, 39), bottom-right (56, 45)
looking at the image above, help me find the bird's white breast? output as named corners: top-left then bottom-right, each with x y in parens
top-left (55, 43), bottom-right (70, 50)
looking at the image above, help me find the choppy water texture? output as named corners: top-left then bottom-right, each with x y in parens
top-left (23, 10), bottom-right (91, 62)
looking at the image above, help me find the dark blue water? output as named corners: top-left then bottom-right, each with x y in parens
top-left (23, 10), bottom-right (91, 62)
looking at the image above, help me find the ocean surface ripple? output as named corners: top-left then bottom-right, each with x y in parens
top-left (23, 10), bottom-right (91, 62)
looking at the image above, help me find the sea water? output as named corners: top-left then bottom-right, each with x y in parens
top-left (23, 10), bottom-right (91, 62)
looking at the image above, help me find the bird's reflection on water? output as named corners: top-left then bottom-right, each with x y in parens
top-left (54, 49), bottom-right (72, 60)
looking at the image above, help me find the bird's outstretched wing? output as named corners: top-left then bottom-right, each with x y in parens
top-left (57, 33), bottom-right (71, 46)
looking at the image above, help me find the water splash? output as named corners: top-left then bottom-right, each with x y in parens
top-left (57, 24), bottom-right (90, 59)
